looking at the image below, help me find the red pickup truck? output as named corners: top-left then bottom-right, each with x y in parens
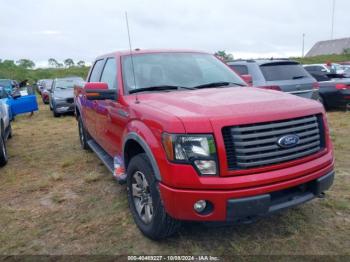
top-left (74, 49), bottom-right (334, 239)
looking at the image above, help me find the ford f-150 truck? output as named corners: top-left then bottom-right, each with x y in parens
top-left (74, 49), bottom-right (335, 240)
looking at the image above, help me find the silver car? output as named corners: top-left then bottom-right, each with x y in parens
top-left (0, 86), bottom-right (12, 167)
top-left (49, 77), bottom-right (85, 117)
top-left (228, 59), bottom-right (319, 100)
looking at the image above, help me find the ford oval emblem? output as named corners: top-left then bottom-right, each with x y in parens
top-left (277, 134), bottom-right (299, 148)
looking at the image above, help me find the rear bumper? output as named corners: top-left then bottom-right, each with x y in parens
top-left (322, 90), bottom-right (350, 108)
top-left (159, 167), bottom-right (334, 222)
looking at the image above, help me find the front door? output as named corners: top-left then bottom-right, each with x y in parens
top-left (94, 57), bottom-right (121, 156)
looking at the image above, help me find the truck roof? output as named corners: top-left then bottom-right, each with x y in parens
top-left (96, 49), bottom-right (208, 59)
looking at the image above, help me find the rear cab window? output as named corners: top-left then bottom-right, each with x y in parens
top-left (260, 62), bottom-right (310, 81)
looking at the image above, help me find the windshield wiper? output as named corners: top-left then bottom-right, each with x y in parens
top-left (129, 85), bottom-right (194, 94)
top-left (192, 81), bottom-right (246, 89)
top-left (292, 75), bottom-right (307, 80)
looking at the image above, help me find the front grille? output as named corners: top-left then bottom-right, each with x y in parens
top-left (66, 98), bottom-right (74, 103)
top-left (222, 115), bottom-right (325, 170)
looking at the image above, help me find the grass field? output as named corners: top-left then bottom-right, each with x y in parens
top-left (0, 99), bottom-right (349, 256)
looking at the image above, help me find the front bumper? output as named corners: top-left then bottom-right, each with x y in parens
top-left (55, 101), bottom-right (75, 113)
top-left (159, 167), bottom-right (334, 222)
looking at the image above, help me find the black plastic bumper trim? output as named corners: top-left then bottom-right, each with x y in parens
top-left (226, 170), bottom-right (334, 222)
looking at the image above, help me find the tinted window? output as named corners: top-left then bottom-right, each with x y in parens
top-left (305, 66), bottom-right (324, 72)
top-left (229, 65), bottom-right (248, 75)
top-left (310, 73), bottom-right (330, 82)
top-left (260, 63), bottom-right (309, 81)
top-left (89, 59), bottom-right (105, 82)
top-left (100, 58), bottom-right (117, 89)
top-left (122, 53), bottom-right (246, 92)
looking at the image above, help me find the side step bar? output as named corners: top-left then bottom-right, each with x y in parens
top-left (87, 140), bottom-right (127, 184)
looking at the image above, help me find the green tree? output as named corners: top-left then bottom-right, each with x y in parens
top-left (343, 48), bottom-right (350, 55)
top-left (48, 58), bottom-right (59, 68)
top-left (16, 59), bottom-right (35, 69)
top-left (77, 60), bottom-right (85, 67)
top-left (64, 58), bottom-right (75, 68)
top-left (214, 50), bottom-right (234, 62)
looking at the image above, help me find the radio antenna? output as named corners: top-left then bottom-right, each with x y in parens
top-left (125, 12), bottom-right (139, 104)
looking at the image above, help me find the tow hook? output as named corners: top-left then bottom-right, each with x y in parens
top-left (318, 192), bottom-right (326, 199)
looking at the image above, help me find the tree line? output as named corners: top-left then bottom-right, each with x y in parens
top-left (0, 58), bottom-right (87, 69)
top-left (0, 59), bottom-right (90, 84)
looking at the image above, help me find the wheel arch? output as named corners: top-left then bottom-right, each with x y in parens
top-left (123, 132), bottom-right (162, 181)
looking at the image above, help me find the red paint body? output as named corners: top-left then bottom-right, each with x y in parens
top-left (75, 50), bottom-right (334, 221)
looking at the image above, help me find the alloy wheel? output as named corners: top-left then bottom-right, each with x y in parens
top-left (131, 171), bottom-right (154, 224)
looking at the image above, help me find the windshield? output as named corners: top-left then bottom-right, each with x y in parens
top-left (0, 80), bottom-right (11, 88)
top-left (54, 78), bottom-right (84, 89)
top-left (122, 53), bottom-right (246, 93)
top-left (260, 63), bottom-right (310, 81)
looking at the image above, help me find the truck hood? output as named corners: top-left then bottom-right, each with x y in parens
top-left (138, 87), bottom-right (323, 133)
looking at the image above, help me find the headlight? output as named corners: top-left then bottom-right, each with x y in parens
top-left (162, 133), bottom-right (217, 176)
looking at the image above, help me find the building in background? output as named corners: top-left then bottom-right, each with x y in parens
top-left (306, 37), bottom-right (350, 57)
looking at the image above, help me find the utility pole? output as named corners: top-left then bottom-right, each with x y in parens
top-left (331, 0), bottom-right (336, 39)
top-left (302, 33), bottom-right (305, 57)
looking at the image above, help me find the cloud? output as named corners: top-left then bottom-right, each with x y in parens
top-left (37, 30), bottom-right (62, 35)
top-left (0, 0), bottom-right (349, 65)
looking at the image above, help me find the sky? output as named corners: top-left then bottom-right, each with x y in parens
top-left (0, 0), bottom-right (349, 67)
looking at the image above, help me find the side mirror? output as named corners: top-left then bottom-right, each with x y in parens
top-left (84, 82), bottom-right (116, 100)
top-left (241, 74), bottom-right (253, 86)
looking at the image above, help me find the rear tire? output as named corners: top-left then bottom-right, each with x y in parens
top-left (0, 134), bottom-right (8, 167)
top-left (78, 116), bottom-right (90, 150)
top-left (127, 153), bottom-right (180, 240)
top-left (318, 96), bottom-right (328, 110)
top-left (7, 123), bottom-right (12, 139)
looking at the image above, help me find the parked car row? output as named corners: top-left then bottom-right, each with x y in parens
top-left (228, 60), bottom-right (350, 110)
top-left (37, 77), bottom-right (85, 117)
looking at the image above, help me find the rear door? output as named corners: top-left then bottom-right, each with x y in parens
top-left (260, 62), bottom-right (315, 99)
top-left (82, 59), bottom-right (105, 139)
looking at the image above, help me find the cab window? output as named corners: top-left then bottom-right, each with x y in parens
top-left (89, 59), bottom-right (105, 82)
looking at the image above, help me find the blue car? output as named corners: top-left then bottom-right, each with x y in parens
top-left (0, 84), bottom-right (38, 120)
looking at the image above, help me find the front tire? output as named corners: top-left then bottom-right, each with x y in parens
top-left (127, 153), bottom-right (180, 240)
top-left (53, 106), bottom-right (60, 117)
top-left (0, 134), bottom-right (8, 167)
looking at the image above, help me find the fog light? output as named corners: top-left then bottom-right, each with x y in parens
top-left (194, 160), bottom-right (216, 175)
top-left (194, 200), bottom-right (207, 213)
